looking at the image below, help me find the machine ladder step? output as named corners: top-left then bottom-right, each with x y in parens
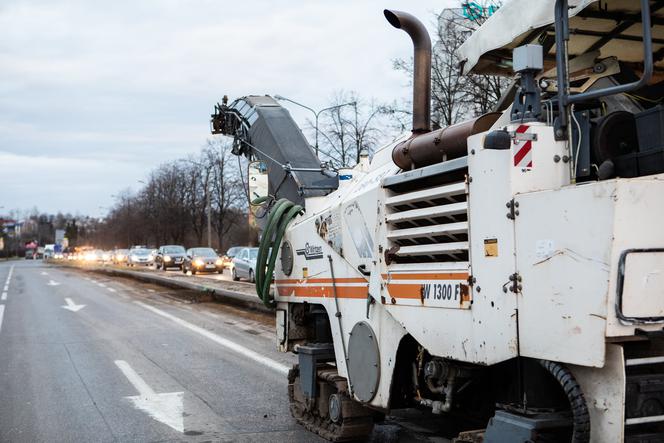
top-left (386, 202), bottom-right (468, 224)
top-left (387, 222), bottom-right (468, 241)
top-left (385, 182), bottom-right (466, 206)
top-left (626, 415), bottom-right (664, 426)
top-left (626, 356), bottom-right (664, 366)
top-left (395, 242), bottom-right (468, 257)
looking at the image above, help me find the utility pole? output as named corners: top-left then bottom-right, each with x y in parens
top-left (206, 188), bottom-right (212, 248)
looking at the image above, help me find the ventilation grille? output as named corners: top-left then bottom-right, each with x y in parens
top-left (385, 181), bottom-right (468, 264)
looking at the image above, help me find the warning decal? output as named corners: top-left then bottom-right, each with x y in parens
top-left (513, 125), bottom-right (533, 169)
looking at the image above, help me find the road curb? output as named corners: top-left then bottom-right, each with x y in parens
top-left (52, 262), bottom-right (272, 314)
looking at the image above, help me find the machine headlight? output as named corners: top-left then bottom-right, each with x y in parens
top-left (164, 255), bottom-right (172, 262)
top-left (215, 258), bottom-right (223, 266)
top-left (194, 259), bottom-right (205, 267)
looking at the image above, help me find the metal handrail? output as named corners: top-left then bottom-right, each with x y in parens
top-left (554, 0), bottom-right (654, 136)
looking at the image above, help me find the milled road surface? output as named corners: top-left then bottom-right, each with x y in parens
top-left (0, 260), bottom-right (448, 443)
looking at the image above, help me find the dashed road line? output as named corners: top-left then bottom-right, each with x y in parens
top-left (1, 292), bottom-right (6, 301)
top-left (0, 305), bottom-right (4, 332)
top-left (135, 301), bottom-right (289, 375)
top-left (107, 287), bottom-right (117, 293)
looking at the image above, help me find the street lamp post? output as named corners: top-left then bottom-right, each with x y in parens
top-left (274, 95), bottom-right (356, 157)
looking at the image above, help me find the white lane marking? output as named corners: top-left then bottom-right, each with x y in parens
top-left (0, 305), bottom-right (4, 332)
top-left (62, 298), bottom-right (86, 312)
top-left (114, 360), bottom-right (184, 433)
top-left (40, 271), bottom-right (48, 276)
top-left (135, 301), bottom-right (289, 375)
top-left (97, 283), bottom-right (107, 288)
top-left (2, 285), bottom-right (7, 292)
top-left (1, 292), bottom-right (6, 301)
top-left (107, 287), bottom-right (117, 293)
top-left (47, 280), bottom-right (61, 286)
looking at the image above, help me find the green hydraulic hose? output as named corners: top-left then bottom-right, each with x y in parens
top-left (252, 197), bottom-right (303, 308)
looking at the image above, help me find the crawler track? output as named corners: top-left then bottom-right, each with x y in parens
top-left (288, 365), bottom-right (374, 442)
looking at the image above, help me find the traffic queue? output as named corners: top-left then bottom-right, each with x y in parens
top-left (50, 244), bottom-right (260, 282)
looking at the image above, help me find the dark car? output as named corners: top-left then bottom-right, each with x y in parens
top-left (220, 246), bottom-right (242, 271)
top-left (155, 245), bottom-right (186, 270)
top-left (182, 247), bottom-right (223, 275)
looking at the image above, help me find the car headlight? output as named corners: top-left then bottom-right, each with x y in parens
top-left (164, 255), bottom-right (171, 262)
top-left (215, 258), bottom-right (223, 266)
top-left (131, 255), bottom-right (138, 261)
top-left (117, 255), bottom-right (125, 260)
top-left (194, 259), bottom-right (205, 267)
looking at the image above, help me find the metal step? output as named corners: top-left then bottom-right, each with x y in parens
top-left (387, 222), bottom-right (468, 241)
top-left (626, 415), bottom-right (664, 426)
top-left (626, 356), bottom-right (664, 366)
top-left (385, 182), bottom-right (466, 207)
top-left (386, 202), bottom-right (468, 224)
top-left (382, 156), bottom-right (468, 190)
top-left (395, 242), bottom-right (468, 257)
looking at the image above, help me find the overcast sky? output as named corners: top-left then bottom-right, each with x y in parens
top-left (0, 0), bottom-right (460, 217)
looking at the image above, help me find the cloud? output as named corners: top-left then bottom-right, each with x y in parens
top-left (0, 0), bottom-right (457, 214)
top-left (0, 151), bottom-right (147, 215)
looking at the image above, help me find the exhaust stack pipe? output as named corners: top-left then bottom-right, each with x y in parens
top-left (384, 9), bottom-right (431, 133)
top-left (385, 10), bottom-right (500, 170)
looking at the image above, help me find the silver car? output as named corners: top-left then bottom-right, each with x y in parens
top-left (231, 247), bottom-right (259, 282)
top-left (128, 248), bottom-right (154, 266)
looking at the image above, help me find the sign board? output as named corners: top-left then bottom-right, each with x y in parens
top-left (462, 1), bottom-right (499, 22)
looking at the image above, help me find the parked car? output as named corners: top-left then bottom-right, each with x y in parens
top-left (127, 248), bottom-right (154, 266)
top-left (113, 249), bottom-right (129, 265)
top-left (182, 247), bottom-right (223, 274)
top-left (231, 247), bottom-right (259, 282)
top-left (155, 245), bottom-right (187, 270)
top-left (220, 246), bottom-right (242, 271)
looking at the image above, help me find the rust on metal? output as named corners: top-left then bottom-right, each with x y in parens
top-left (392, 113), bottom-right (502, 170)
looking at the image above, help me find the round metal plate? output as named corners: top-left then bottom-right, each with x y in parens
top-left (281, 241), bottom-right (293, 276)
top-left (347, 321), bottom-right (380, 403)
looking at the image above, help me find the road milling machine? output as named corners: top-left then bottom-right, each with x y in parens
top-left (210, 0), bottom-right (664, 441)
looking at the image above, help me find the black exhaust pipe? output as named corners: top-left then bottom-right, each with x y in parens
top-left (384, 9), bottom-right (432, 134)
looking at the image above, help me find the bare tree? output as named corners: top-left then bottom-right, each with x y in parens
top-left (392, 3), bottom-right (505, 128)
top-left (315, 91), bottom-right (398, 168)
top-left (204, 139), bottom-right (244, 250)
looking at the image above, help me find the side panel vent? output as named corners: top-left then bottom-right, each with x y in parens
top-left (385, 181), bottom-right (468, 264)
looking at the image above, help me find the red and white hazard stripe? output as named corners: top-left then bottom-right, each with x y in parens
top-left (513, 125), bottom-right (533, 169)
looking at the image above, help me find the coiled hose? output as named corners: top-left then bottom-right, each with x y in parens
top-left (253, 197), bottom-right (303, 308)
top-left (539, 359), bottom-right (591, 443)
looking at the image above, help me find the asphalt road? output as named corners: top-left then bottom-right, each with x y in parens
top-left (0, 260), bottom-right (449, 443)
top-left (0, 259), bottom-right (321, 442)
